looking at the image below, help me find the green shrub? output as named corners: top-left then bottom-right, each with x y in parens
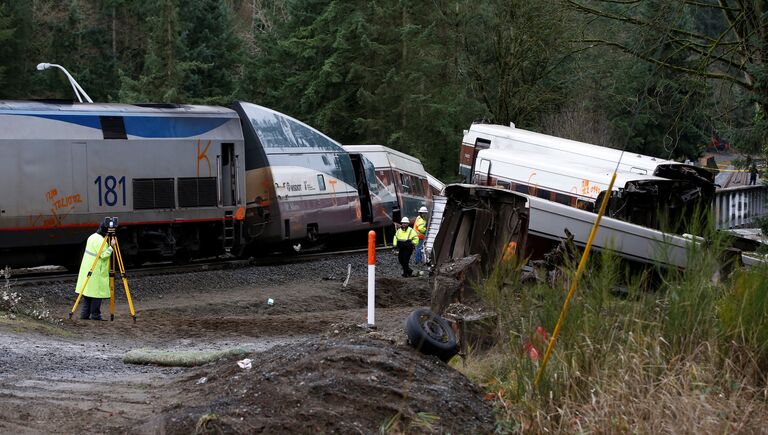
top-left (718, 265), bottom-right (768, 378)
top-left (462, 208), bottom-right (768, 431)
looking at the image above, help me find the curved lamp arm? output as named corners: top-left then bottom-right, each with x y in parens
top-left (36, 62), bottom-right (93, 103)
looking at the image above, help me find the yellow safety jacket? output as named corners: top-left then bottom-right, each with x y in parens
top-left (74, 232), bottom-right (113, 298)
top-left (414, 216), bottom-right (427, 240)
top-left (393, 227), bottom-right (419, 247)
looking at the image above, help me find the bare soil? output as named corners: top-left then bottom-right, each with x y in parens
top-left (0, 264), bottom-right (495, 434)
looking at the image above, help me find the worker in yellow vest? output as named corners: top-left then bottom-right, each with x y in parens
top-left (74, 220), bottom-right (114, 320)
top-left (414, 206), bottom-right (428, 264)
top-left (393, 216), bottom-right (419, 277)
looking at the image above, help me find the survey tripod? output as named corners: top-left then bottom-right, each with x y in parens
top-left (69, 217), bottom-right (137, 322)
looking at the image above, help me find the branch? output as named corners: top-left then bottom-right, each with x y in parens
top-left (682, 0), bottom-right (741, 11)
top-left (566, 0), bottom-right (722, 45)
top-left (581, 38), bottom-right (754, 90)
top-left (664, 36), bottom-right (749, 71)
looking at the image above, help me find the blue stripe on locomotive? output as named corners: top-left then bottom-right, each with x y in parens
top-left (123, 116), bottom-right (229, 138)
top-left (6, 113), bottom-right (230, 138)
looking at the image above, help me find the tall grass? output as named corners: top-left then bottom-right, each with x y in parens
top-left (466, 219), bottom-right (768, 432)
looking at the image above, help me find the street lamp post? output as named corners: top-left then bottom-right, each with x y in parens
top-left (36, 63), bottom-right (93, 103)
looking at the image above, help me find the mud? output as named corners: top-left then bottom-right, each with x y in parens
top-left (0, 255), bottom-right (495, 434)
top-left (161, 338), bottom-right (493, 434)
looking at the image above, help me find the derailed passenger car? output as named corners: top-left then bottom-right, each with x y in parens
top-left (429, 184), bottom-right (716, 313)
top-left (459, 123), bottom-right (715, 234)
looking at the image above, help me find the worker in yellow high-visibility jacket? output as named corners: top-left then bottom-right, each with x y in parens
top-left (393, 216), bottom-right (419, 277)
top-left (414, 206), bottom-right (428, 264)
top-left (74, 221), bottom-right (114, 320)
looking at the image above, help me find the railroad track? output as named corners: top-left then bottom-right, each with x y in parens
top-left (8, 246), bottom-right (388, 286)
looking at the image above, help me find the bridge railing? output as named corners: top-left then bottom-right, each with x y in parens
top-left (713, 185), bottom-right (767, 229)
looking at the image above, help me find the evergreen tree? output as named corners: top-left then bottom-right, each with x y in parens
top-left (179, 0), bottom-right (243, 104)
top-left (0, 1), bottom-right (35, 99)
top-left (586, 1), bottom-right (709, 159)
top-left (0, 3), bottom-right (14, 90)
top-left (457, 0), bottom-right (571, 127)
top-left (246, 0), bottom-right (482, 177)
top-left (119, 0), bottom-right (194, 103)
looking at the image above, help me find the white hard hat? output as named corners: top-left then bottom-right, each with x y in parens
top-left (401, 216), bottom-right (410, 224)
top-left (418, 206), bottom-right (428, 213)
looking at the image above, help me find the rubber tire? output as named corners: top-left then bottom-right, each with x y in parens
top-left (405, 308), bottom-right (458, 362)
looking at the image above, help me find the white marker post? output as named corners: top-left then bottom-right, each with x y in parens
top-left (367, 230), bottom-right (376, 326)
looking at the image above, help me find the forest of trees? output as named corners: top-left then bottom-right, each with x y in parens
top-left (0, 0), bottom-right (764, 179)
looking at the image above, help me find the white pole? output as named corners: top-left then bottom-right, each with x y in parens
top-left (367, 230), bottom-right (375, 326)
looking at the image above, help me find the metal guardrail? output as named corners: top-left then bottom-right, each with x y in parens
top-left (713, 185), bottom-right (767, 229)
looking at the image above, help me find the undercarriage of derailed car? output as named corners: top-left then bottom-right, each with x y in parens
top-left (430, 185), bottom-right (529, 314)
top-left (606, 179), bottom-right (711, 233)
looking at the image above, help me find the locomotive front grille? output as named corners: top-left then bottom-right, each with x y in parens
top-left (133, 178), bottom-right (175, 210)
top-left (178, 177), bottom-right (218, 208)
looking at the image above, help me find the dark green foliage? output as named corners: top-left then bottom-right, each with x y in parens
top-left (178, 0), bottom-right (243, 104)
top-left (719, 266), bottom-right (768, 374)
top-left (0, 3), bottom-right (13, 88)
top-left (0, 0), bottom-right (762, 174)
top-left (246, 0), bottom-right (484, 177)
top-left (458, 0), bottom-right (570, 127)
top-left (119, 0), bottom-right (189, 103)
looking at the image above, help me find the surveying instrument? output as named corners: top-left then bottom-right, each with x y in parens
top-left (69, 217), bottom-right (137, 322)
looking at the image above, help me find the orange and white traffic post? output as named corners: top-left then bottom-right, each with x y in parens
top-left (367, 230), bottom-right (376, 326)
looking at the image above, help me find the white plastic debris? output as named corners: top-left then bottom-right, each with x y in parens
top-left (267, 298), bottom-right (274, 306)
top-left (342, 263), bottom-right (352, 288)
top-left (196, 376), bottom-right (208, 384)
top-left (237, 358), bottom-right (253, 369)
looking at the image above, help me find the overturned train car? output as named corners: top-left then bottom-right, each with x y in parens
top-left (430, 184), bottom-right (759, 311)
top-left (459, 123), bottom-right (715, 233)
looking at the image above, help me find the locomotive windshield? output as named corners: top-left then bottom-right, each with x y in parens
top-left (238, 102), bottom-right (342, 153)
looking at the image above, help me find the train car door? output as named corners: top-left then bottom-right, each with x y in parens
top-left (71, 143), bottom-right (88, 213)
top-left (468, 138), bottom-right (491, 181)
top-left (476, 158), bottom-right (491, 185)
top-left (349, 153), bottom-right (373, 223)
top-left (220, 143), bottom-right (237, 206)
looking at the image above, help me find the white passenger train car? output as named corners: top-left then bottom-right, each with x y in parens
top-left (459, 122), bottom-right (715, 232)
top-left (342, 144), bottom-right (433, 222)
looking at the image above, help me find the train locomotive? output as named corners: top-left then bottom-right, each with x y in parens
top-left (0, 100), bottom-right (404, 268)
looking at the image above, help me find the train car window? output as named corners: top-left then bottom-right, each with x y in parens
top-left (363, 157), bottom-right (380, 197)
top-left (496, 179), bottom-right (511, 189)
top-left (400, 173), bottom-right (411, 194)
top-left (555, 192), bottom-right (571, 205)
top-left (100, 116), bottom-right (127, 140)
top-left (475, 138), bottom-right (491, 149)
top-left (377, 169), bottom-right (397, 201)
top-left (317, 174), bottom-right (326, 191)
top-left (413, 177), bottom-right (425, 196)
top-left (267, 153), bottom-right (356, 187)
top-left (241, 102), bottom-right (341, 152)
top-left (576, 199), bottom-right (594, 212)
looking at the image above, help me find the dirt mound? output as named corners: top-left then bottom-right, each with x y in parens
top-left (341, 276), bottom-right (432, 308)
top-left (155, 337), bottom-right (494, 434)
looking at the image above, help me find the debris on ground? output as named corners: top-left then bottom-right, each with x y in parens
top-left (123, 347), bottom-right (249, 367)
top-left (236, 358), bottom-right (253, 369)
